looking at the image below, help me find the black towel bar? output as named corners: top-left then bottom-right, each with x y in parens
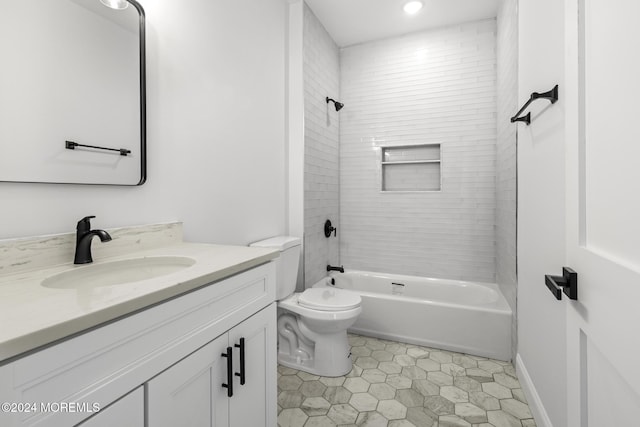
top-left (511, 84), bottom-right (559, 125)
top-left (65, 140), bottom-right (131, 156)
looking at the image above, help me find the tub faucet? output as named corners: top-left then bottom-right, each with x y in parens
top-left (327, 264), bottom-right (344, 273)
top-left (74, 216), bottom-right (112, 264)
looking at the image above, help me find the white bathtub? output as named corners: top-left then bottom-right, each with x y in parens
top-left (313, 270), bottom-right (512, 361)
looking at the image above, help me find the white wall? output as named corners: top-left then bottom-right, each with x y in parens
top-left (516, 0), bottom-right (567, 426)
top-left (496, 0), bottom-right (518, 359)
top-left (0, 0), bottom-right (288, 246)
top-left (339, 20), bottom-right (497, 282)
top-left (302, 4), bottom-right (340, 287)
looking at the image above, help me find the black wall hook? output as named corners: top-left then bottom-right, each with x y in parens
top-left (545, 267), bottom-right (578, 300)
top-left (511, 84), bottom-right (559, 125)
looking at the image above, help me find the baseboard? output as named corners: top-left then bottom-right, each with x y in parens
top-left (515, 353), bottom-right (553, 427)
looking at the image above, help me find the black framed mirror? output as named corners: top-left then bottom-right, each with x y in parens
top-left (0, 0), bottom-right (146, 185)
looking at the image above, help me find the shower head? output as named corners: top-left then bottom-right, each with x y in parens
top-left (326, 97), bottom-right (344, 112)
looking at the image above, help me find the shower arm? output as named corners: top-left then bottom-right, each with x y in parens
top-left (326, 97), bottom-right (344, 111)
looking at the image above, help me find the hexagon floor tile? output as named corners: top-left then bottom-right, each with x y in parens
top-left (277, 334), bottom-right (537, 427)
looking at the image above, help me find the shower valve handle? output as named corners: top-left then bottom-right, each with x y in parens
top-left (324, 219), bottom-right (337, 238)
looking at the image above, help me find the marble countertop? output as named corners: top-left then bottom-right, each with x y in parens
top-left (0, 242), bottom-right (278, 363)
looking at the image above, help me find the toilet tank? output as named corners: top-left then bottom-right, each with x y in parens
top-left (250, 236), bottom-right (301, 300)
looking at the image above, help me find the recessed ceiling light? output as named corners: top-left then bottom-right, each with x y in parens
top-left (100, 0), bottom-right (129, 10)
top-left (403, 1), bottom-right (423, 15)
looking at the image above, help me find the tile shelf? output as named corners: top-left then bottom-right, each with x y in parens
top-left (381, 159), bottom-right (441, 165)
top-left (381, 144), bottom-right (441, 192)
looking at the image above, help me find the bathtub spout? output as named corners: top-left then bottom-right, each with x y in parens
top-left (327, 264), bottom-right (344, 273)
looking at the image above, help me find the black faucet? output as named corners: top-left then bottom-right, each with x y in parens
top-left (74, 216), bottom-right (112, 264)
top-left (327, 264), bottom-right (345, 273)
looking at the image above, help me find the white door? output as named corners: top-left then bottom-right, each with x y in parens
top-left (564, 0), bottom-right (640, 426)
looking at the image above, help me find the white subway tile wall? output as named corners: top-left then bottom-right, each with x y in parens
top-left (496, 0), bottom-right (519, 359)
top-left (303, 4), bottom-right (340, 287)
top-left (339, 20), bottom-right (498, 282)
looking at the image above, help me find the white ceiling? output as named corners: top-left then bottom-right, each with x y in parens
top-left (304, 0), bottom-right (500, 47)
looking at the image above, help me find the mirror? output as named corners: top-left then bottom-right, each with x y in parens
top-left (0, 0), bottom-right (146, 185)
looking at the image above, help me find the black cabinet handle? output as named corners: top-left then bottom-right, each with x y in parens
top-left (545, 267), bottom-right (578, 300)
top-left (234, 337), bottom-right (246, 385)
top-left (221, 346), bottom-right (233, 397)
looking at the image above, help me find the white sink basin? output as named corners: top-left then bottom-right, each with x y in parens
top-left (41, 256), bottom-right (197, 289)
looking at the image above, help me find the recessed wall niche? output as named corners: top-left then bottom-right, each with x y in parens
top-left (381, 144), bottom-right (441, 192)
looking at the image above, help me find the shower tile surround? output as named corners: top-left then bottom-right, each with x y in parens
top-left (339, 20), bottom-right (498, 283)
top-left (277, 334), bottom-right (536, 427)
top-left (496, 0), bottom-right (519, 360)
top-left (303, 3), bottom-right (340, 288)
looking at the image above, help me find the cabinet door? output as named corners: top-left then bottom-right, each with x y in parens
top-left (228, 303), bottom-right (277, 427)
top-left (77, 387), bottom-right (144, 427)
top-left (147, 335), bottom-right (229, 427)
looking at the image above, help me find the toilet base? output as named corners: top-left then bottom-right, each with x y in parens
top-left (276, 294), bottom-right (362, 377)
top-left (278, 331), bottom-right (353, 377)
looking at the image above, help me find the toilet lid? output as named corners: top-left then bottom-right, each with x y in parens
top-left (298, 288), bottom-right (361, 311)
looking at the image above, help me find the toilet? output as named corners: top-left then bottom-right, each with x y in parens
top-left (250, 236), bottom-right (362, 377)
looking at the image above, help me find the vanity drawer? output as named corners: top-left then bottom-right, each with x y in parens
top-left (0, 261), bottom-right (275, 427)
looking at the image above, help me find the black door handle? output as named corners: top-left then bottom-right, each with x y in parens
top-left (234, 337), bottom-right (246, 385)
top-left (221, 346), bottom-right (233, 397)
top-left (545, 267), bottom-right (578, 300)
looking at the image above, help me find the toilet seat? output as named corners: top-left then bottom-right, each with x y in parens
top-left (278, 293), bottom-right (361, 322)
top-left (298, 288), bottom-right (361, 311)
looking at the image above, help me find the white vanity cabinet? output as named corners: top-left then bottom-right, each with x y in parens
top-left (0, 261), bottom-right (277, 427)
top-left (147, 305), bottom-right (276, 427)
